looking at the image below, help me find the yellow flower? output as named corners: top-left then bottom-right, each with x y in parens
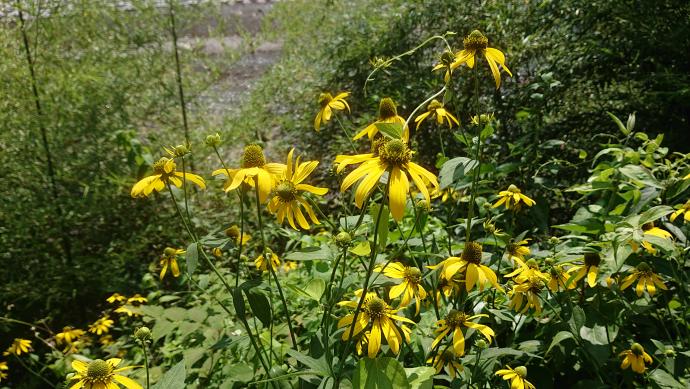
top-left (337, 290), bottom-right (414, 358)
top-left (374, 262), bottom-right (427, 315)
top-left (282, 261), bottom-right (298, 272)
top-left (492, 185), bottom-right (535, 211)
top-left (569, 252), bottom-right (602, 288)
top-left (632, 222), bottom-right (673, 254)
top-left (267, 149), bottom-right (328, 229)
top-left (89, 316), bottom-right (114, 335)
top-left (431, 309), bottom-right (494, 356)
top-left (314, 92), bottom-right (350, 131)
top-left (69, 358), bottom-right (142, 389)
top-left (432, 50), bottom-right (456, 83)
top-left (127, 294), bottom-right (147, 305)
top-left (547, 265), bottom-right (577, 292)
top-left (255, 251), bottom-right (280, 272)
top-left (131, 157), bottom-right (205, 198)
top-left (353, 98), bottom-right (409, 141)
top-left (427, 242), bottom-right (503, 292)
top-left (508, 276), bottom-right (544, 315)
top-left (670, 200), bottom-right (690, 223)
top-left (106, 293), bottom-right (126, 304)
top-left (620, 343), bottom-right (653, 374)
top-left (504, 259), bottom-right (549, 284)
top-left (55, 327), bottom-right (85, 345)
top-left (99, 335), bottom-right (114, 346)
top-left (159, 247), bottom-right (184, 280)
top-left (414, 100), bottom-right (459, 129)
top-left (0, 361), bottom-right (7, 382)
top-left (114, 306), bottom-right (139, 317)
top-left (432, 186), bottom-right (461, 203)
top-left (620, 262), bottom-right (668, 297)
top-left (335, 138), bottom-right (439, 221)
top-left (496, 366), bottom-right (536, 389)
top-left (3, 339), bottom-right (32, 356)
top-left (427, 349), bottom-right (463, 379)
top-left (212, 144), bottom-right (286, 203)
top-left (471, 113), bottom-right (495, 126)
top-left (451, 30), bottom-right (512, 89)
top-left (505, 239), bottom-right (531, 266)
top-left (225, 225), bottom-right (251, 246)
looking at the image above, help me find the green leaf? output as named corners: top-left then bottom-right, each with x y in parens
top-left (350, 241), bottom-right (371, 256)
top-left (547, 331), bottom-right (575, 354)
top-left (245, 290), bottom-right (272, 327)
top-left (152, 360), bottom-right (186, 389)
top-left (639, 205), bottom-right (673, 225)
top-left (569, 306), bottom-right (586, 335)
top-left (304, 278), bottom-right (326, 301)
top-left (404, 366), bottom-right (435, 389)
top-left (232, 287), bottom-right (246, 318)
top-left (438, 157), bottom-right (478, 189)
top-left (480, 123), bottom-right (494, 141)
top-left (285, 246), bottom-right (333, 261)
top-left (370, 204), bottom-right (389, 250)
top-left (607, 112), bottom-right (630, 135)
top-left (375, 122), bottom-right (403, 139)
top-left (579, 324), bottom-right (618, 345)
top-left (352, 357), bottom-right (410, 389)
top-left (285, 349), bottom-right (330, 376)
top-left (185, 242), bottom-right (198, 275)
top-left (649, 369), bottom-right (686, 389)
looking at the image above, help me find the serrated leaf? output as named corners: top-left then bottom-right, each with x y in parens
top-left (353, 357), bottom-right (410, 389)
top-left (375, 122), bottom-right (403, 139)
top-left (152, 360), bottom-right (186, 389)
top-left (185, 242), bottom-right (198, 275)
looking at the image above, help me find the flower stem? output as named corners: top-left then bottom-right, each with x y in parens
top-left (139, 339), bottom-right (150, 389)
top-left (168, 0), bottom-right (193, 170)
top-left (465, 65), bottom-right (482, 243)
top-left (334, 115), bottom-right (358, 153)
top-left (14, 354), bottom-right (56, 388)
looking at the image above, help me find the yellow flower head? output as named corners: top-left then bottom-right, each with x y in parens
top-left (131, 157), bottom-right (205, 198)
top-left (432, 50), bottom-right (456, 83)
top-left (431, 309), bottom-right (494, 356)
top-left (69, 358), bottom-right (142, 389)
top-left (255, 251), bottom-right (280, 272)
top-left (225, 225), bottom-right (251, 246)
top-left (620, 262), bottom-right (668, 297)
top-left (570, 252), bottom-right (602, 288)
top-left (335, 138), bottom-right (439, 221)
top-left (620, 343), bottom-right (653, 374)
top-left (414, 99), bottom-right (460, 129)
top-left (547, 265), bottom-right (577, 292)
top-left (492, 185), bottom-right (535, 211)
top-left (282, 261), bottom-right (298, 272)
top-left (55, 327), bottom-right (85, 345)
top-left (3, 339), bottom-right (32, 356)
top-left (114, 306), bottom-right (139, 317)
top-left (632, 222), bottom-right (673, 254)
top-left (496, 366), bottom-right (536, 389)
top-left (159, 247), bottom-right (184, 280)
top-left (670, 200), bottom-right (690, 223)
top-left (508, 275), bottom-right (544, 315)
top-left (89, 316), bottom-right (114, 336)
top-left (427, 242), bottom-right (503, 292)
top-left (0, 360), bottom-right (8, 382)
top-left (314, 91), bottom-right (350, 131)
top-left (106, 293), bottom-right (126, 304)
top-left (127, 294), bottom-right (147, 305)
top-left (427, 348), bottom-right (463, 379)
top-left (353, 98), bottom-right (409, 141)
top-left (374, 262), bottom-right (427, 315)
top-left (337, 290), bottom-right (414, 358)
top-left (505, 239), bottom-right (531, 265)
top-left (99, 335), bottom-right (114, 346)
top-left (504, 258), bottom-right (549, 284)
top-left (267, 149), bottom-right (328, 229)
top-left (452, 30), bottom-right (513, 89)
top-left (212, 144), bottom-right (286, 203)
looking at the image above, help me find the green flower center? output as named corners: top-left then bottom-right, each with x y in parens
top-left (507, 184), bottom-right (520, 193)
top-left (379, 139), bottom-right (412, 166)
top-left (378, 97), bottom-right (398, 120)
top-left (641, 222), bottom-right (654, 231)
top-left (631, 343), bottom-right (644, 356)
top-left (275, 181), bottom-right (297, 202)
top-left (225, 226), bottom-right (240, 239)
top-left (153, 157), bottom-right (174, 175)
top-left (636, 262), bottom-right (651, 272)
top-left (241, 144), bottom-right (266, 168)
top-left (463, 30), bottom-right (488, 51)
top-left (86, 360), bottom-right (111, 381)
top-left (526, 259), bottom-right (539, 269)
top-left (440, 50), bottom-right (455, 66)
top-left (445, 309), bottom-right (467, 328)
top-left (584, 252), bottom-right (601, 267)
top-left (163, 247), bottom-right (177, 257)
top-left (319, 93), bottom-right (333, 108)
top-left (461, 242), bottom-right (483, 264)
top-left (365, 296), bottom-right (386, 319)
top-left (514, 366), bottom-right (528, 378)
top-left (427, 99), bottom-right (443, 111)
top-left (404, 267), bottom-right (422, 283)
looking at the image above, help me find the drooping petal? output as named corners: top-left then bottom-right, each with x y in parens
top-left (389, 167), bottom-right (410, 221)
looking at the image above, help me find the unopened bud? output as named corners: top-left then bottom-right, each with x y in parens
top-left (205, 133), bottom-right (221, 147)
top-left (335, 231), bottom-right (352, 247)
top-left (134, 326), bottom-right (151, 341)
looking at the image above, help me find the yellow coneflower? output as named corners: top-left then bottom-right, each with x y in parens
top-left (620, 343), bottom-right (653, 374)
top-left (427, 348), bottom-right (463, 379)
top-left (505, 240), bottom-right (531, 266)
top-left (428, 242), bottom-right (503, 292)
top-left (212, 144), bottom-right (286, 203)
top-left (496, 366), bottom-right (536, 389)
top-left (432, 186), bottom-right (461, 203)
top-left (569, 252), bottom-right (602, 288)
top-left (114, 306), bottom-right (139, 317)
top-left (3, 339), bottom-right (32, 356)
top-left (159, 247), bottom-right (184, 280)
top-left (89, 316), bottom-right (114, 336)
top-left (225, 225), bottom-right (251, 246)
top-left (335, 138), bottom-right (438, 221)
top-left (127, 294), bottom-right (147, 305)
top-left (55, 327), bottom-right (85, 346)
top-left (99, 335), bottom-right (114, 346)
top-left (255, 251), bottom-right (280, 272)
top-left (431, 309), bottom-right (494, 356)
top-left (0, 361), bottom-right (8, 382)
top-left (374, 262), bottom-right (427, 315)
top-left (508, 276), bottom-right (544, 315)
top-left (432, 50), bottom-right (456, 83)
top-left (69, 358), bottom-right (142, 389)
top-left (106, 293), bottom-right (126, 304)
top-left (337, 290), bottom-right (414, 358)
top-left (504, 259), bottom-right (549, 284)
top-left (670, 200), bottom-right (690, 223)
top-left (631, 222), bottom-right (673, 255)
top-left (451, 30), bottom-right (512, 89)
top-left (620, 262), bottom-right (668, 297)
top-left (353, 98), bottom-right (408, 141)
top-left (267, 149), bottom-right (328, 229)
top-left (131, 157), bottom-right (205, 198)
top-left (414, 100), bottom-right (460, 129)
top-left (547, 265), bottom-right (577, 292)
top-left (314, 92), bottom-right (350, 131)
top-left (492, 185), bottom-right (535, 211)
top-left (282, 261), bottom-right (298, 272)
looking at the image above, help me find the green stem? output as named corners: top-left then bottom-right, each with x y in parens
top-left (168, 0), bottom-right (193, 170)
top-left (334, 115), bottom-right (358, 153)
top-left (139, 340), bottom-right (150, 389)
top-left (14, 355), bottom-right (56, 388)
top-left (465, 66), bottom-right (482, 243)
top-left (470, 348), bottom-right (483, 387)
top-left (181, 157), bottom-right (193, 230)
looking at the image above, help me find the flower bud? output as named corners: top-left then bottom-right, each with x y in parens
top-left (335, 231), bottom-right (352, 247)
top-left (134, 326), bottom-right (151, 341)
top-left (205, 133), bottom-right (221, 147)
